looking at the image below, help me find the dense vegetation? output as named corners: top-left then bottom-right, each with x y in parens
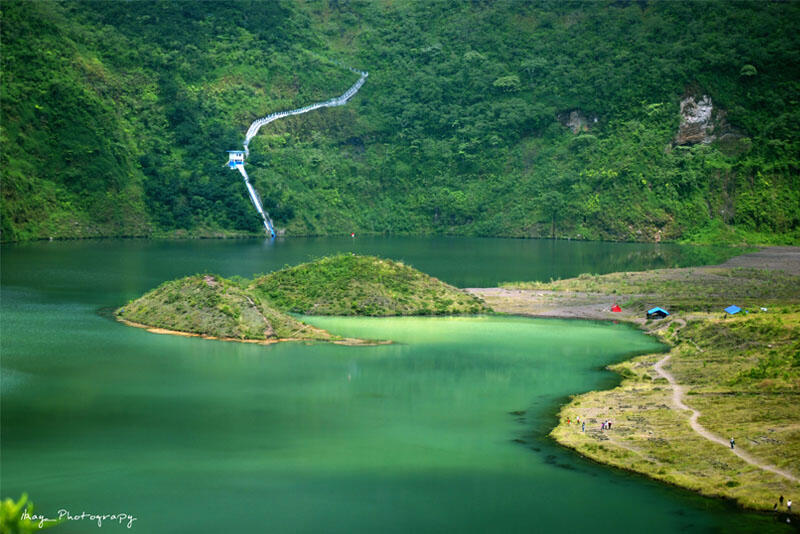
top-left (250, 254), bottom-right (487, 315)
top-left (117, 274), bottom-right (335, 341)
top-left (2, 1), bottom-right (798, 243)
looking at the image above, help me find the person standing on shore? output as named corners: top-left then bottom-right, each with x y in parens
top-left (730, 437), bottom-right (735, 449)
top-left (788, 500), bottom-right (792, 512)
top-left (582, 421), bottom-right (585, 432)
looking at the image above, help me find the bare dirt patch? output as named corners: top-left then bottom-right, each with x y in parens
top-left (713, 246), bottom-right (800, 275)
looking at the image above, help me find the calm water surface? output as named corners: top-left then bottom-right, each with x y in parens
top-left (1, 238), bottom-right (787, 533)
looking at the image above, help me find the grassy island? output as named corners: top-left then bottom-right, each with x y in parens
top-left (117, 255), bottom-right (489, 343)
top-left (250, 254), bottom-right (488, 316)
top-left (117, 274), bottom-right (337, 343)
top-left (472, 247), bottom-right (800, 512)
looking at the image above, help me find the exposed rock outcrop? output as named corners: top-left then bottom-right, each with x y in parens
top-left (558, 110), bottom-right (598, 134)
top-left (674, 95), bottom-right (738, 146)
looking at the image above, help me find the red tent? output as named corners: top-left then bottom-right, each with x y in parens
top-left (611, 305), bottom-right (622, 312)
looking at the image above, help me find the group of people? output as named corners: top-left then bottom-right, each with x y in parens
top-left (774, 495), bottom-right (792, 513)
top-left (566, 416), bottom-right (584, 432)
top-left (565, 416), bottom-right (611, 433)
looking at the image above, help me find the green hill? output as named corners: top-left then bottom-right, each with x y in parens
top-left (117, 256), bottom-right (488, 340)
top-left (250, 254), bottom-right (488, 316)
top-left (117, 274), bottom-right (333, 342)
top-left (2, 1), bottom-right (798, 243)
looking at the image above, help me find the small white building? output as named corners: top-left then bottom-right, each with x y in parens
top-left (226, 150), bottom-right (245, 169)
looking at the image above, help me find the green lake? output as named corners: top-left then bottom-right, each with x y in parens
top-left (1, 238), bottom-right (788, 532)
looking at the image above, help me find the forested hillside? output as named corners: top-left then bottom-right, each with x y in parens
top-left (2, 0), bottom-right (798, 243)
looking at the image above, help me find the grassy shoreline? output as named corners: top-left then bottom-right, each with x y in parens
top-left (550, 313), bottom-right (799, 512)
top-left (470, 247), bottom-right (800, 513)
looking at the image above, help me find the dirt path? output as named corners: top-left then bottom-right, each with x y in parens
top-left (245, 295), bottom-right (275, 337)
top-left (653, 351), bottom-right (799, 483)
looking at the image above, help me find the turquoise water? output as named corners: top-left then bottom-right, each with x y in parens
top-left (1, 238), bottom-right (787, 533)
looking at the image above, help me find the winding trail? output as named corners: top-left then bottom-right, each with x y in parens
top-left (227, 63), bottom-right (368, 237)
top-left (242, 67), bottom-right (367, 156)
top-left (653, 351), bottom-right (799, 484)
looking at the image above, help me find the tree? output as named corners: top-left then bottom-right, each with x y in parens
top-left (540, 191), bottom-right (565, 238)
top-left (492, 75), bottom-right (521, 92)
top-left (739, 64), bottom-right (757, 77)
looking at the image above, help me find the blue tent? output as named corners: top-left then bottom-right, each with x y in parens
top-left (724, 305), bottom-right (741, 315)
top-left (646, 307), bottom-right (670, 319)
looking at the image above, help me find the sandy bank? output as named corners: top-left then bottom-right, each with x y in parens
top-left (116, 316), bottom-right (387, 346)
